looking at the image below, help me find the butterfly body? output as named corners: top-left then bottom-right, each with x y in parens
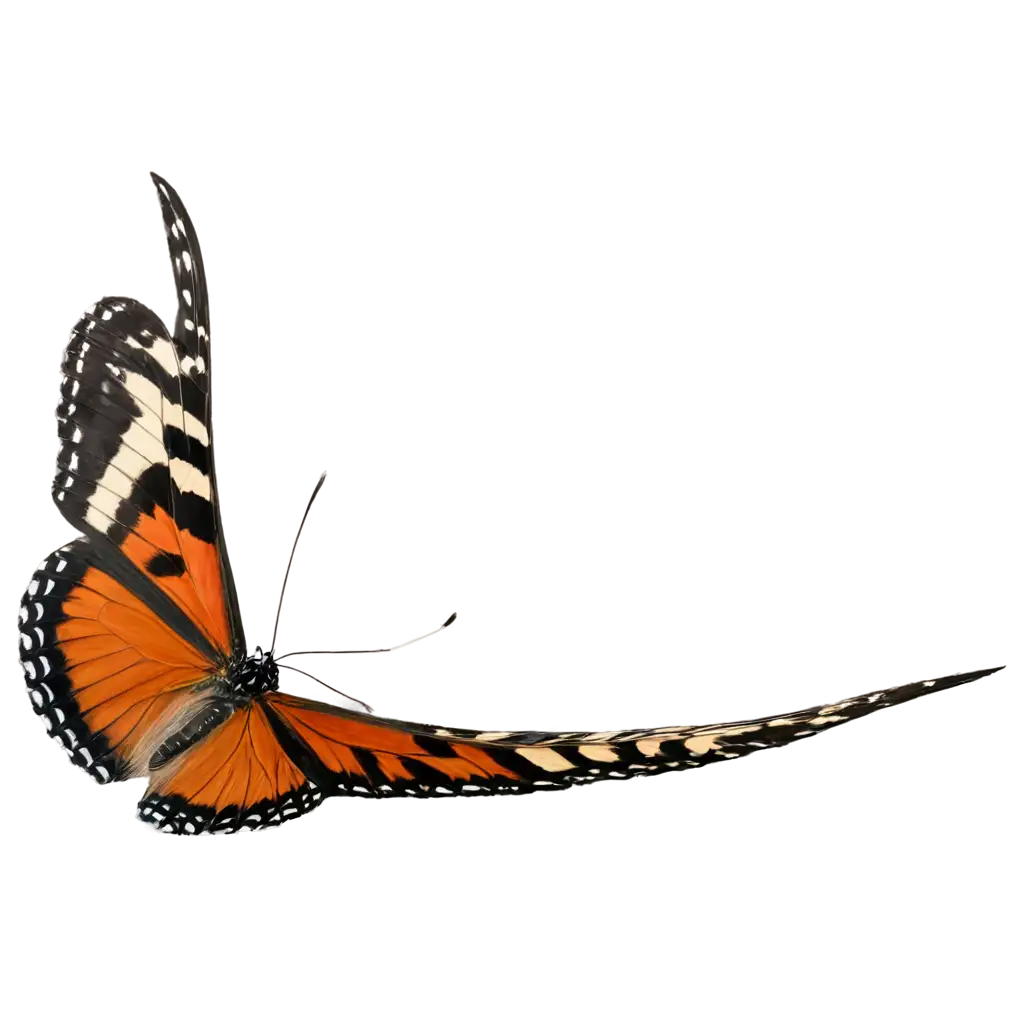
top-left (231, 649), bottom-right (281, 698)
top-left (145, 651), bottom-right (280, 772)
top-left (20, 174), bottom-right (1002, 834)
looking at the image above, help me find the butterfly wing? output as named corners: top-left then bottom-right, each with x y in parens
top-left (264, 669), bottom-right (1002, 795)
top-left (19, 540), bottom-right (224, 783)
top-left (140, 689), bottom-right (544, 834)
top-left (137, 667), bottom-right (1000, 834)
top-left (149, 172), bottom-right (245, 657)
top-left (54, 175), bottom-right (243, 662)
top-left (139, 701), bottom-right (317, 834)
top-left (22, 175), bottom-right (243, 783)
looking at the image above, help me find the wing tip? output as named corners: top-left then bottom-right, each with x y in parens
top-left (946, 663), bottom-right (1003, 679)
top-left (145, 172), bottom-right (200, 232)
top-left (144, 166), bottom-right (169, 192)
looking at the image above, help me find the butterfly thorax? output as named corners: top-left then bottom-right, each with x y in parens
top-left (231, 648), bottom-right (280, 697)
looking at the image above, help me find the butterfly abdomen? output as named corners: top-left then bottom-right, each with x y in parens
top-left (148, 697), bottom-right (242, 772)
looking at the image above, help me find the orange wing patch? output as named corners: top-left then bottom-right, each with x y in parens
top-left (56, 296), bottom-right (239, 661)
top-left (20, 541), bottom-right (221, 783)
top-left (266, 693), bottom-right (522, 795)
top-left (118, 503), bottom-right (231, 655)
top-left (139, 704), bottom-right (318, 834)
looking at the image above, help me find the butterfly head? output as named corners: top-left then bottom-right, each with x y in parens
top-left (231, 647), bottom-right (280, 697)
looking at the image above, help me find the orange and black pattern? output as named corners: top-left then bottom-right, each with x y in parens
top-left (19, 540), bottom-right (221, 783)
top-left (21, 173), bottom-right (239, 786)
top-left (135, 668), bottom-right (1001, 834)
top-left (22, 173), bottom-right (1005, 836)
top-left (56, 298), bottom-right (231, 659)
top-left (139, 702), bottom-right (320, 834)
top-left (53, 175), bottom-right (243, 663)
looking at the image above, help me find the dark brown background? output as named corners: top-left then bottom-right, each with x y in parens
top-left (2, 9), bottom-right (1024, 1024)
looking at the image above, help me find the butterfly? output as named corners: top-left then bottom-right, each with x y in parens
top-left (19, 175), bottom-right (1003, 835)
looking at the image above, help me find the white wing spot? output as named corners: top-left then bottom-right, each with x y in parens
top-left (170, 458), bottom-right (211, 498)
top-left (577, 744), bottom-right (619, 763)
top-left (682, 725), bottom-right (762, 756)
top-left (515, 747), bottom-right (575, 772)
top-left (183, 410), bottom-right (210, 445)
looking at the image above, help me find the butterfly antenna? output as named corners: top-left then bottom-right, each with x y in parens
top-left (270, 471), bottom-right (327, 654)
top-left (280, 610), bottom-right (460, 716)
top-left (276, 610), bottom-right (460, 659)
top-left (278, 663), bottom-right (374, 714)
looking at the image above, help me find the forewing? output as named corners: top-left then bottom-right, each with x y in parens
top-left (149, 172), bottom-right (212, 368)
top-left (151, 173), bottom-right (243, 653)
top-left (264, 692), bottom-right (527, 797)
top-left (56, 299), bottom-right (227, 656)
top-left (262, 667), bottom-right (1001, 802)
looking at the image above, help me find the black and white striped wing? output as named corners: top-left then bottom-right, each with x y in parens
top-left (53, 175), bottom-right (244, 663)
top-left (149, 172), bottom-right (212, 376)
top-left (452, 667), bottom-right (1001, 786)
